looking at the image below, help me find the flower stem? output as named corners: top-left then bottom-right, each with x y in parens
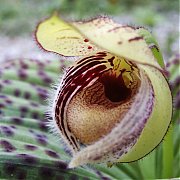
top-left (162, 125), bottom-right (174, 178)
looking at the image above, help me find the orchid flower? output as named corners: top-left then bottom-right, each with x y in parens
top-left (35, 14), bottom-right (172, 168)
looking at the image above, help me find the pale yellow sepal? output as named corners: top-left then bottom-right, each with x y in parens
top-left (36, 15), bottom-right (100, 56)
top-left (72, 17), bottom-right (161, 69)
top-left (36, 15), bottom-right (162, 70)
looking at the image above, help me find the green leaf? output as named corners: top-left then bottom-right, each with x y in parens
top-left (0, 59), bottom-right (101, 180)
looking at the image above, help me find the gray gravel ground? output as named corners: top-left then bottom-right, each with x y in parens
top-left (0, 36), bottom-right (58, 63)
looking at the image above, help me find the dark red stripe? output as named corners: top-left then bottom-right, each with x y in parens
top-left (55, 64), bottom-right (108, 149)
top-left (128, 36), bottom-right (143, 42)
top-left (108, 56), bottom-right (115, 66)
top-left (63, 60), bottom-right (107, 87)
top-left (65, 57), bottom-right (105, 79)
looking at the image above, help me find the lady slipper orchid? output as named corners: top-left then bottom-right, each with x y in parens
top-left (35, 15), bottom-right (172, 168)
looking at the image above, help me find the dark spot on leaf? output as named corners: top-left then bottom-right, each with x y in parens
top-left (5, 99), bottom-right (13, 104)
top-left (0, 95), bottom-right (6, 98)
top-left (0, 110), bottom-right (3, 115)
top-left (17, 170), bottom-right (27, 180)
top-left (30, 102), bottom-right (39, 107)
top-left (37, 61), bottom-right (45, 68)
top-left (55, 161), bottom-right (68, 170)
top-left (36, 137), bottom-right (47, 146)
top-left (3, 79), bottom-right (11, 84)
top-left (24, 92), bottom-right (31, 99)
top-left (11, 117), bottom-right (23, 125)
top-left (17, 154), bottom-right (38, 165)
top-left (43, 76), bottom-right (52, 84)
top-left (20, 114), bottom-right (26, 118)
top-left (31, 112), bottom-right (39, 119)
top-left (0, 140), bottom-right (16, 152)
top-left (24, 144), bottom-right (38, 151)
top-left (38, 70), bottom-right (45, 76)
top-left (0, 84), bottom-right (3, 91)
top-left (14, 89), bottom-right (21, 97)
top-left (21, 63), bottom-right (29, 69)
top-left (4, 163), bottom-right (17, 174)
top-left (55, 175), bottom-right (65, 180)
top-left (39, 167), bottom-right (54, 178)
top-left (38, 92), bottom-right (48, 100)
top-left (36, 87), bottom-right (48, 94)
top-left (175, 76), bottom-right (180, 87)
top-left (1, 126), bottom-right (14, 136)
top-left (45, 150), bottom-right (59, 158)
top-left (166, 62), bottom-right (170, 68)
top-left (19, 106), bottom-right (28, 113)
top-left (70, 175), bottom-right (79, 180)
top-left (83, 178), bottom-right (91, 180)
top-left (101, 177), bottom-right (111, 180)
top-left (10, 125), bottom-right (17, 129)
top-left (39, 122), bottom-right (48, 131)
top-left (0, 103), bottom-right (5, 108)
top-left (18, 69), bottom-right (28, 79)
top-left (36, 134), bottom-right (47, 139)
top-left (173, 59), bottom-right (179, 65)
top-left (29, 129), bottom-right (35, 134)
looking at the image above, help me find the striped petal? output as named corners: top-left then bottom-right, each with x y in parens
top-left (49, 52), bottom-right (111, 152)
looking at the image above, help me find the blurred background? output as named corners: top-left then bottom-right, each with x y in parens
top-left (0, 0), bottom-right (179, 62)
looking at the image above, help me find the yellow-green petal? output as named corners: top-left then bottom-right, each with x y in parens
top-left (36, 14), bottom-right (100, 56)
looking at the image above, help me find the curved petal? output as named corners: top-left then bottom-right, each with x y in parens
top-left (68, 68), bottom-right (155, 168)
top-left (72, 17), bottom-right (161, 69)
top-left (69, 66), bottom-right (172, 168)
top-left (50, 52), bottom-right (111, 153)
top-left (35, 14), bottom-right (100, 56)
top-left (36, 15), bottom-right (162, 70)
top-left (118, 65), bottom-right (172, 162)
top-left (68, 64), bottom-right (172, 168)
